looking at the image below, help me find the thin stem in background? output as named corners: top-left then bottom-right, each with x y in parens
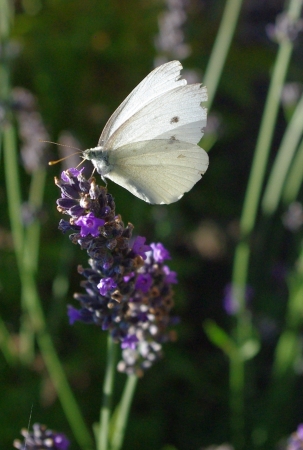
top-left (264, 244), bottom-right (303, 445)
top-left (262, 91), bottom-right (303, 215)
top-left (0, 315), bottom-right (18, 364)
top-left (3, 124), bottom-right (24, 263)
top-left (20, 169), bottom-right (47, 363)
top-left (282, 137), bottom-right (303, 204)
top-left (25, 168), bottom-right (47, 273)
top-left (203, 0), bottom-right (244, 112)
top-left (0, 0), bottom-right (21, 364)
top-left (230, 0), bottom-right (303, 447)
top-left (110, 375), bottom-right (138, 450)
top-left (97, 336), bottom-right (118, 450)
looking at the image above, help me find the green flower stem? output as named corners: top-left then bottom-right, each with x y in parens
top-left (203, 0), bottom-right (244, 111)
top-left (3, 124), bottom-right (24, 263)
top-left (264, 245), bottom-right (303, 444)
top-left (229, 351), bottom-right (245, 448)
top-left (110, 375), bottom-right (138, 450)
top-left (262, 91), bottom-right (303, 214)
top-left (37, 332), bottom-right (94, 450)
top-left (282, 137), bottom-right (303, 204)
top-left (274, 245), bottom-right (303, 377)
top-left (3, 124), bottom-right (93, 450)
top-left (25, 168), bottom-right (47, 273)
top-left (98, 336), bottom-right (118, 450)
top-left (0, 315), bottom-right (18, 364)
top-left (0, 0), bottom-right (27, 364)
top-left (230, 0), bottom-right (303, 446)
top-left (20, 169), bottom-right (47, 362)
top-left (0, 0), bottom-right (13, 41)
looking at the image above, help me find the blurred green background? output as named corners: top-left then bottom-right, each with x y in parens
top-left (1, 0), bottom-right (303, 449)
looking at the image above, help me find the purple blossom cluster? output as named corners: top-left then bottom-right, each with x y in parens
top-left (13, 423), bottom-right (70, 450)
top-left (55, 168), bottom-right (178, 375)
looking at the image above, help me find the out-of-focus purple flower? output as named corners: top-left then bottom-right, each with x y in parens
top-left (151, 242), bottom-right (171, 263)
top-left (223, 284), bottom-right (253, 316)
top-left (75, 212), bottom-right (105, 237)
top-left (132, 236), bottom-right (151, 260)
top-left (281, 83), bottom-right (302, 108)
top-left (54, 434), bottom-right (70, 450)
top-left (12, 87), bottom-right (50, 173)
top-left (135, 273), bottom-right (153, 293)
top-left (13, 423), bottom-right (70, 450)
top-left (154, 0), bottom-right (191, 61)
top-left (266, 13), bottom-right (303, 43)
top-left (271, 261), bottom-right (287, 284)
top-left (287, 423), bottom-right (303, 449)
top-left (121, 334), bottom-right (139, 350)
top-left (282, 202), bottom-right (303, 232)
top-left (97, 277), bottom-right (117, 296)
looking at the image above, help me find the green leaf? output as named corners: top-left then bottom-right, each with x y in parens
top-left (203, 319), bottom-right (236, 357)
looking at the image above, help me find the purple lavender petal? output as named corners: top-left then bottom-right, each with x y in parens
top-left (97, 277), bottom-right (117, 295)
top-left (67, 305), bottom-right (94, 324)
top-left (132, 236), bottom-right (151, 260)
top-left (121, 334), bottom-right (139, 350)
top-left (135, 273), bottom-right (153, 293)
top-left (75, 213), bottom-right (105, 237)
top-left (151, 242), bottom-right (171, 263)
top-left (123, 272), bottom-right (135, 283)
top-left (163, 265), bottom-right (178, 284)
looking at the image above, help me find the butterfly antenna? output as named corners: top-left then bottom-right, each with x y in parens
top-left (41, 139), bottom-right (83, 165)
top-left (48, 151), bottom-right (83, 166)
top-left (39, 139), bottom-right (82, 152)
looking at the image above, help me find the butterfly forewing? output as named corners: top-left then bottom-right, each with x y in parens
top-left (106, 84), bottom-right (207, 150)
top-left (98, 60), bottom-right (187, 146)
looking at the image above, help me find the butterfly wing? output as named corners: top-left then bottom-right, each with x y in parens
top-left (104, 139), bottom-right (209, 204)
top-left (99, 60), bottom-right (187, 146)
top-left (105, 83), bottom-right (207, 150)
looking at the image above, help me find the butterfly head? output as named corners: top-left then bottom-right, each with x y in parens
top-left (83, 147), bottom-right (112, 176)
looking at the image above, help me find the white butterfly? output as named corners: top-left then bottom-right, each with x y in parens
top-left (83, 60), bottom-right (208, 204)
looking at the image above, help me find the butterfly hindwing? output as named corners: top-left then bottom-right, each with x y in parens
top-left (104, 139), bottom-right (209, 204)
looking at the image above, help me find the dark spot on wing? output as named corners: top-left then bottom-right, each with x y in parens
top-left (177, 154), bottom-right (186, 158)
top-left (168, 136), bottom-right (179, 144)
top-left (170, 116), bottom-right (179, 124)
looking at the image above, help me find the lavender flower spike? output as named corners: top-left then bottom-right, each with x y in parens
top-left (55, 168), bottom-right (178, 375)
